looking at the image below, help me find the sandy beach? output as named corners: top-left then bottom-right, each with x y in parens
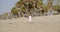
top-left (0, 15), bottom-right (60, 32)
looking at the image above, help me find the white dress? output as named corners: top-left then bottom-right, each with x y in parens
top-left (29, 16), bottom-right (32, 22)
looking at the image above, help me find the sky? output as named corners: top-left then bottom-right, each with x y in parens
top-left (0, 0), bottom-right (19, 14)
top-left (0, 0), bottom-right (57, 14)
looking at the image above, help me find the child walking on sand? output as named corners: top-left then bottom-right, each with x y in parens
top-left (28, 13), bottom-right (32, 22)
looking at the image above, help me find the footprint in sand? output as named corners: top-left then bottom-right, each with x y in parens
top-left (9, 23), bottom-right (12, 24)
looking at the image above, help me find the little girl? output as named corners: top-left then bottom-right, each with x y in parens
top-left (29, 13), bottom-right (32, 22)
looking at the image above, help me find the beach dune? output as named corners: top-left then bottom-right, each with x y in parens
top-left (0, 15), bottom-right (60, 32)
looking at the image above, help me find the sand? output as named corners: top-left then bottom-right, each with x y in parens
top-left (0, 15), bottom-right (60, 32)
